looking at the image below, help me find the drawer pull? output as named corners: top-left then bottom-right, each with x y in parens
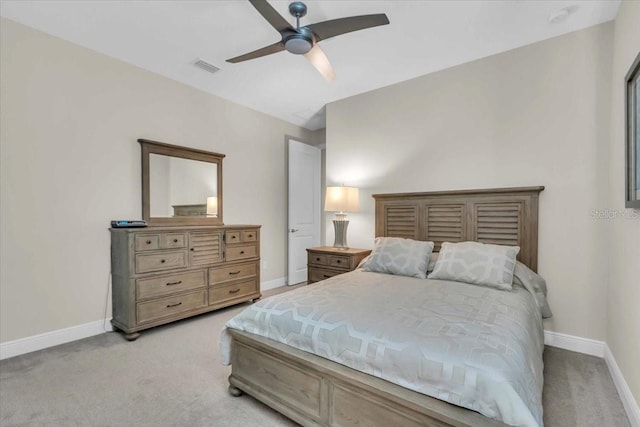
top-left (166, 302), bottom-right (182, 308)
top-left (146, 240), bottom-right (152, 245)
top-left (190, 248), bottom-right (195, 252)
top-left (231, 236), bottom-right (237, 239)
top-left (173, 238), bottom-right (178, 243)
top-left (323, 275), bottom-right (332, 278)
top-left (240, 250), bottom-right (245, 254)
top-left (160, 259), bottom-right (166, 263)
top-left (166, 281), bottom-right (182, 286)
top-left (229, 289), bottom-right (240, 294)
top-left (316, 257), bottom-right (321, 261)
top-left (336, 260), bottom-right (341, 264)
top-left (248, 234), bottom-right (253, 238)
top-left (229, 271), bottom-right (241, 275)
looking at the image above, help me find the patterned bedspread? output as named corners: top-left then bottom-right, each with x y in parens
top-left (220, 270), bottom-right (544, 427)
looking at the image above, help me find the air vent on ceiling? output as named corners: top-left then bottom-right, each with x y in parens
top-left (194, 59), bottom-right (220, 74)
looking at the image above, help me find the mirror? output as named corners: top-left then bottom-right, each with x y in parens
top-left (139, 139), bottom-right (224, 226)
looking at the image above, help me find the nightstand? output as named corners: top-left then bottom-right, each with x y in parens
top-left (306, 246), bottom-right (371, 284)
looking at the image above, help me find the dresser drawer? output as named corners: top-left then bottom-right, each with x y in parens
top-left (241, 230), bottom-right (257, 242)
top-left (160, 233), bottom-right (186, 249)
top-left (209, 279), bottom-right (258, 305)
top-left (210, 262), bottom-right (257, 286)
top-left (135, 233), bottom-right (187, 251)
top-left (136, 290), bottom-right (207, 324)
top-left (135, 251), bottom-right (187, 274)
top-left (135, 234), bottom-right (160, 251)
top-left (136, 270), bottom-right (206, 300)
top-left (226, 244), bottom-right (257, 261)
top-left (309, 267), bottom-right (342, 283)
top-left (226, 231), bottom-right (241, 243)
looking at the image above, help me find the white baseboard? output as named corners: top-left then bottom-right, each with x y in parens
top-left (261, 277), bottom-right (287, 291)
top-left (604, 344), bottom-right (640, 427)
top-left (544, 330), bottom-right (605, 357)
top-left (0, 319), bottom-right (113, 361)
top-left (2, 279), bottom-right (289, 360)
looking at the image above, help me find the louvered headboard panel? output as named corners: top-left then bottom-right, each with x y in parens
top-left (374, 186), bottom-right (544, 271)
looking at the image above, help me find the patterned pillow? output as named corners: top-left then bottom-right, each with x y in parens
top-left (361, 237), bottom-right (434, 278)
top-left (428, 241), bottom-right (520, 290)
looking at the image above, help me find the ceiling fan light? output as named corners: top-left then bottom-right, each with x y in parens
top-left (285, 35), bottom-right (312, 55)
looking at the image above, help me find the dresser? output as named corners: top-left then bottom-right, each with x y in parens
top-left (110, 225), bottom-right (260, 340)
top-left (306, 246), bottom-right (371, 284)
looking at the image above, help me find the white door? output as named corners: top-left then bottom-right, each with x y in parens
top-left (288, 139), bottom-right (321, 285)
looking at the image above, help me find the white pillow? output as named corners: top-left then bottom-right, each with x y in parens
top-left (428, 241), bottom-right (520, 290)
top-left (361, 237), bottom-right (434, 279)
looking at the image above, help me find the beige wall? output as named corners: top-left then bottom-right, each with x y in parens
top-left (0, 18), bottom-right (320, 342)
top-left (608, 0), bottom-right (640, 406)
top-left (326, 23), bottom-right (613, 342)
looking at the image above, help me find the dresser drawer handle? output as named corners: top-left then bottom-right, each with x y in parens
top-left (173, 238), bottom-right (178, 243)
top-left (229, 271), bottom-right (241, 275)
top-left (336, 260), bottom-right (341, 264)
top-left (146, 240), bottom-right (152, 245)
top-left (190, 248), bottom-right (195, 252)
top-left (160, 259), bottom-right (166, 263)
top-left (247, 234), bottom-right (253, 238)
top-left (240, 250), bottom-right (245, 254)
top-left (316, 257), bottom-right (321, 261)
top-left (166, 281), bottom-right (182, 286)
top-left (231, 236), bottom-right (237, 239)
top-left (166, 302), bottom-right (182, 308)
top-left (229, 289), bottom-right (240, 294)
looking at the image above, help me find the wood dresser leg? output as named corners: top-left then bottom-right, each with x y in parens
top-left (125, 332), bottom-right (140, 341)
top-left (228, 384), bottom-right (244, 397)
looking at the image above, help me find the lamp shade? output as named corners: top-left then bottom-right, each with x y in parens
top-left (325, 186), bottom-right (359, 213)
top-left (206, 196), bottom-right (218, 216)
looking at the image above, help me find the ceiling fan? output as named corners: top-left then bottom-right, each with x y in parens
top-left (226, 0), bottom-right (390, 81)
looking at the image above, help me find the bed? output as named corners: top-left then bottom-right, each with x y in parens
top-left (220, 186), bottom-right (546, 427)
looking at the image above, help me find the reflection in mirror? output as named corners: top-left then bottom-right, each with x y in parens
top-left (149, 154), bottom-right (218, 217)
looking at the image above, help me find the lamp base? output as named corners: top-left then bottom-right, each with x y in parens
top-left (332, 219), bottom-right (349, 249)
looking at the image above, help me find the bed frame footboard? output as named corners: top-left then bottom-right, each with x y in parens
top-left (228, 329), bottom-right (506, 427)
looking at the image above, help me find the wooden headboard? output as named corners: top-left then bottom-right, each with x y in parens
top-left (373, 186), bottom-right (544, 272)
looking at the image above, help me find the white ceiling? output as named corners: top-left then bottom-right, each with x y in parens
top-left (0, 1), bottom-right (620, 130)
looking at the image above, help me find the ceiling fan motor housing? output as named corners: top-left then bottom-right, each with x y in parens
top-left (284, 27), bottom-right (314, 55)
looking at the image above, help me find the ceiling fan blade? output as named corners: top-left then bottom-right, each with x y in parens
top-left (306, 14), bottom-right (389, 42)
top-left (304, 44), bottom-right (335, 82)
top-left (226, 41), bottom-right (285, 63)
top-left (248, 0), bottom-right (293, 33)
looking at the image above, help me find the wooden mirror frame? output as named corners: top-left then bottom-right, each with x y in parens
top-left (139, 138), bottom-right (225, 226)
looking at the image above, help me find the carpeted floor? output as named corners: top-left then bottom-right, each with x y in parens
top-left (0, 285), bottom-right (631, 427)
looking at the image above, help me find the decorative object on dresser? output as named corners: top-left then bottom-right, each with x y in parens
top-left (324, 186), bottom-right (359, 249)
top-left (306, 246), bottom-right (371, 284)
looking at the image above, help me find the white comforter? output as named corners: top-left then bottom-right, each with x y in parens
top-left (220, 270), bottom-right (544, 427)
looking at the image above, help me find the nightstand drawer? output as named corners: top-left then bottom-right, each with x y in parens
top-left (135, 251), bottom-right (187, 273)
top-left (136, 270), bottom-right (206, 300)
top-left (309, 267), bottom-right (341, 283)
top-left (329, 255), bottom-right (350, 269)
top-left (136, 290), bottom-right (207, 324)
top-left (308, 253), bottom-right (329, 266)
